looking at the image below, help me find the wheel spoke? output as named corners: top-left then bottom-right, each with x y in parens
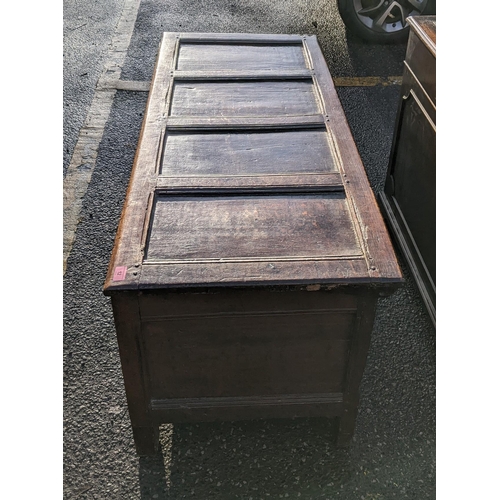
top-left (398, 4), bottom-right (410, 25)
top-left (373, 2), bottom-right (399, 29)
top-left (358, 0), bottom-right (386, 16)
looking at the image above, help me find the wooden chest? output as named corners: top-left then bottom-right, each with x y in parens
top-left (379, 16), bottom-right (436, 326)
top-left (103, 32), bottom-right (402, 456)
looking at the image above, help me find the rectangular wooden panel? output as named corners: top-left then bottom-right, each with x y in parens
top-left (144, 194), bottom-right (363, 262)
top-left (169, 80), bottom-right (320, 117)
top-left (176, 42), bottom-right (307, 71)
top-left (392, 91), bottom-right (436, 280)
top-left (406, 17), bottom-right (436, 104)
top-left (142, 311), bottom-right (355, 398)
top-left (160, 129), bottom-right (338, 176)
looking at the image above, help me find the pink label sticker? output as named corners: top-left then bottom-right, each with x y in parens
top-left (113, 266), bottom-right (127, 281)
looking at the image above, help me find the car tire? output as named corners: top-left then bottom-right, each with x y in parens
top-left (337, 0), bottom-right (436, 44)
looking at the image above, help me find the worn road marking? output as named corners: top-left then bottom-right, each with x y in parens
top-left (103, 79), bottom-right (151, 92)
top-left (63, 0), bottom-right (142, 274)
top-left (334, 76), bottom-right (402, 87)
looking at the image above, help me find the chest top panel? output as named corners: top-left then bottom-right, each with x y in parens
top-left (104, 33), bottom-right (402, 292)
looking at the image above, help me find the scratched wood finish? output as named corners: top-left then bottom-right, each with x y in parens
top-left (145, 194), bottom-right (361, 262)
top-left (155, 172), bottom-right (344, 192)
top-left (169, 80), bottom-right (320, 117)
top-left (176, 43), bottom-right (307, 71)
top-left (161, 129), bottom-right (337, 176)
top-left (104, 33), bottom-right (402, 455)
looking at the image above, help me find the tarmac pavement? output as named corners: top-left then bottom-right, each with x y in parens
top-left (63, 1), bottom-right (436, 498)
top-left (64, 0), bottom-right (126, 176)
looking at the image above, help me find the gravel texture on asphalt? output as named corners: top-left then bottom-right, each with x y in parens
top-left (63, 1), bottom-right (435, 498)
top-left (120, 0), bottom-right (406, 82)
top-left (63, 0), bottom-right (126, 176)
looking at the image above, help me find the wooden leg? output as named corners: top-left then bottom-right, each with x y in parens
top-left (111, 294), bottom-right (157, 456)
top-left (337, 293), bottom-right (378, 447)
top-left (336, 395), bottom-right (360, 447)
top-left (132, 425), bottom-right (160, 456)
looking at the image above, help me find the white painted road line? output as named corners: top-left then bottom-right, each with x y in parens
top-left (63, 0), bottom-right (142, 274)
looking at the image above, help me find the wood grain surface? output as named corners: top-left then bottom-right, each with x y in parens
top-left (143, 312), bottom-right (353, 398)
top-left (169, 80), bottom-right (320, 117)
top-left (177, 42), bottom-right (307, 71)
top-left (160, 129), bottom-right (337, 176)
top-left (145, 194), bottom-right (362, 262)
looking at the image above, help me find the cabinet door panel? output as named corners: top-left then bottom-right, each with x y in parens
top-left (392, 90), bottom-right (436, 282)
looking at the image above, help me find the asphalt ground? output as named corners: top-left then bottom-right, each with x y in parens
top-left (64, 0), bottom-right (126, 177)
top-left (61, 1), bottom-right (439, 498)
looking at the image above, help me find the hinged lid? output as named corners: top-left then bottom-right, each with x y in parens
top-left (104, 33), bottom-right (402, 292)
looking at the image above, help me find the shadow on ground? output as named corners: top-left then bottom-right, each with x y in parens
top-left (138, 419), bottom-right (355, 499)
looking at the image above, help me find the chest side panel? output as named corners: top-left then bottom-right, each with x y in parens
top-left (139, 289), bottom-right (358, 399)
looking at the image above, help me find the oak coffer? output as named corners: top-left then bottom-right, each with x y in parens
top-left (378, 16), bottom-right (436, 327)
top-left (103, 32), bottom-right (403, 456)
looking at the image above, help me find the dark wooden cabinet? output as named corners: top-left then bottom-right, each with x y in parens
top-left (379, 17), bottom-right (436, 327)
top-left (104, 32), bottom-right (402, 456)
